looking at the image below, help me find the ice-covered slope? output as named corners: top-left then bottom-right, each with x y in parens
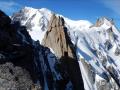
top-left (70, 17), bottom-right (120, 90)
top-left (65, 17), bottom-right (92, 31)
top-left (12, 7), bottom-right (120, 90)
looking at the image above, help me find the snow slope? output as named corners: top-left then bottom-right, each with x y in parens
top-left (69, 17), bottom-right (120, 90)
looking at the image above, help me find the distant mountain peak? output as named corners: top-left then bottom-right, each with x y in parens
top-left (22, 6), bottom-right (53, 14)
top-left (23, 6), bottom-right (37, 10)
top-left (95, 17), bottom-right (114, 27)
top-left (39, 8), bottom-right (53, 13)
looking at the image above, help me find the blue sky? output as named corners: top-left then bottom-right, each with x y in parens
top-left (0, 0), bottom-right (120, 28)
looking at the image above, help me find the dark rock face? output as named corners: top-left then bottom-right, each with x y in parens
top-left (42, 14), bottom-right (84, 90)
top-left (0, 10), bottom-right (41, 89)
top-left (0, 62), bottom-right (33, 89)
top-left (0, 10), bottom-right (11, 28)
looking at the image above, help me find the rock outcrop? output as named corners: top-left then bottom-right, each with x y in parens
top-left (42, 14), bottom-right (84, 90)
top-left (0, 10), bottom-right (41, 90)
top-left (42, 14), bottom-right (75, 58)
top-left (95, 17), bottom-right (113, 27)
top-left (0, 62), bottom-right (33, 89)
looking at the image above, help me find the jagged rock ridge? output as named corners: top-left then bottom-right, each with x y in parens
top-left (42, 14), bottom-right (84, 90)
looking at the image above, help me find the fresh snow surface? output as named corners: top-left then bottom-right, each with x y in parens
top-left (69, 17), bottom-right (120, 89)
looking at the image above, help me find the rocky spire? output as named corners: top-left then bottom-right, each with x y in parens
top-left (42, 14), bottom-right (84, 90)
top-left (42, 14), bottom-right (76, 58)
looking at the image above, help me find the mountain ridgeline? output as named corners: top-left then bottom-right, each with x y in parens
top-left (0, 7), bottom-right (120, 90)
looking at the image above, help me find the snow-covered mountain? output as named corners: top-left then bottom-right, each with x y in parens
top-left (12, 7), bottom-right (92, 44)
top-left (1, 6), bottom-right (120, 90)
top-left (12, 7), bottom-right (53, 43)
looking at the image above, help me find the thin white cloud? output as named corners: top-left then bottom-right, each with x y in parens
top-left (100, 0), bottom-right (120, 15)
top-left (0, 1), bottom-right (21, 14)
